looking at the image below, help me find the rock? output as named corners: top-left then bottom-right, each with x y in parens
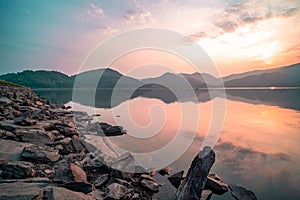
top-left (140, 179), bottom-right (159, 193)
top-left (54, 158), bottom-right (87, 183)
top-left (21, 145), bottom-right (60, 163)
top-left (104, 126), bottom-right (125, 136)
top-left (14, 110), bottom-right (37, 126)
top-left (0, 139), bottom-right (32, 161)
top-left (152, 172), bottom-right (177, 200)
top-left (35, 101), bottom-right (43, 106)
top-left (104, 183), bottom-right (131, 200)
top-left (94, 174), bottom-right (109, 188)
top-left (141, 174), bottom-right (155, 181)
top-left (0, 161), bottom-right (35, 179)
top-left (167, 170), bottom-right (184, 189)
top-left (158, 166), bottom-right (171, 176)
top-left (200, 190), bottom-right (213, 200)
top-left (41, 187), bottom-right (95, 200)
top-left (107, 177), bottom-right (130, 187)
top-left (176, 146), bottom-right (215, 200)
top-left (15, 129), bottom-right (53, 145)
top-left (60, 182), bottom-right (93, 194)
top-left (0, 181), bottom-right (47, 199)
top-left (229, 185), bottom-right (257, 200)
top-left (205, 173), bottom-right (228, 195)
top-left (0, 96), bottom-right (12, 105)
top-left (71, 135), bottom-right (86, 153)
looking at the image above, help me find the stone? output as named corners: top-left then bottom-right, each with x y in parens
top-left (205, 173), bottom-right (228, 195)
top-left (71, 135), bottom-right (86, 153)
top-left (41, 187), bottom-right (95, 200)
top-left (60, 182), bottom-right (93, 194)
top-left (94, 174), bottom-right (109, 188)
top-left (0, 96), bottom-right (12, 105)
top-left (0, 161), bottom-right (35, 179)
top-left (158, 166), bottom-right (171, 176)
top-left (229, 185), bottom-right (257, 200)
top-left (176, 146), bottom-right (215, 200)
top-left (35, 101), bottom-right (43, 106)
top-left (104, 183), bottom-right (131, 200)
top-left (54, 158), bottom-right (87, 183)
top-left (141, 174), bottom-right (155, 181)
top-left (152, 172), bottom-right (177, 200)
top-left (200, 190), bottom-right (213, 200)
top-left (140, 179), bottom-right (159, 193)
top-left (0, 139), bottom-right (32, 161)
top-left (107, 177), bottom-right (130, 187)
top-left (21, 145), bottom-right (60, 163)
top-left (0, 182), bottom-right (47, 199)
top-left (104, 126), bottom-right (125, 136)
top-left (15, 129), bottom-right (53, 145)
top-left (167, 170), bottom-right (184, 189)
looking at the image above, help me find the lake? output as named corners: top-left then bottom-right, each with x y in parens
top-left (34, 88), bottom-right (300, 200)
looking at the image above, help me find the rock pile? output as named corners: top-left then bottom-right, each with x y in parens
top-left (0, 85), bottom-right (257, 200)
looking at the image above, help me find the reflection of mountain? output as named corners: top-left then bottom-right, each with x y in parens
top-left (34, 87), bottom-right (300, 111)
top-left (225, 89), bottom-right (300, 111)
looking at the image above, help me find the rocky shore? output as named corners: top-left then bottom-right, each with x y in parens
top-left (0, 85), bottom-right (257, 200)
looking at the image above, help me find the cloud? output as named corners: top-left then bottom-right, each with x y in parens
top-left (187, 0), bottom-right (300, 41)
top-left (124, 9), bottom-right (156, 25)
top-left (97, 26), bottom-right (120, 35)
top-left (87, 2), bottom-right (105, 18)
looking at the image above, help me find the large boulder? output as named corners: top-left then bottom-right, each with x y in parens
top-left (21, 145), bottom-right (60, 163)
top-left (176, 146), bottom-right (215, 200)
top-left (14, 129), bottom-right (53, 145)
top-left (0, 181), bottom-right (46, 199)
top-left (41, 187), bottom-right (95, 200)
top-left (0, 139), bottom-right (32, 161)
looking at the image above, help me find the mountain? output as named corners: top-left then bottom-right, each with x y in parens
top-left (142, 72), bottom-right (221, 88)
top-left (0, 70), bottom-right (73, 88)
top-left (223, 63), bottom-right (300, 87)
top-left (72, 68), bottom-right (142, 89)
top-left (0, 68), bottom-right (142, 89)
top-left (0, 63), bottom-right (299, 88)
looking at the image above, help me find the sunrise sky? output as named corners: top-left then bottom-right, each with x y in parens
top-left (0, 0), bottom-right (299, 77)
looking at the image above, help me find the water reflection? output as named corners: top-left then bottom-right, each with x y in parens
top-left (34, 88), bottom-right (300, 111)
top-left (34, 88), bottom-right (300, 199)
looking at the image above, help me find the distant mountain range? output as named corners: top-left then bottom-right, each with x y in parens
top-left (0, 63), bottom-right (299, 88)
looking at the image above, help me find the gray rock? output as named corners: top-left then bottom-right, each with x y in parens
top-left (60, 182), bottom-right (93, 194)
top-left (104, 183), bottom-right (131, 200)
top-left (167, 170), bottom-right (184, 189)
top-left (0, 181), bottom-right (47, 200)
top-left (21, 145), bottom-right (60, 163)
top-left (176, 146), bottom-right (215, 200)
top-left (0, 96), bottom-right (12, 105)
top-left (205, 173), bottom-right (228, 195)
top-left (152, 172), bottom-right (177, 200)
top-left (0, 139), bottom-right (32, 161)
top-left (71, 135), bottom-right (86, 152)
top-left (200, 190), bottom-right (213, 200)
top-left (15, 129), bottom-right (53, 145)
top-left (230, 185), bottom-right (257, 200)
top-left (140, 179), bottom-right (159, 193)
top-left (0, 161), bottom-right (35, 179)
top-left (107, 177), bottom-right (130, 187)
top-left (94, 174), bottom-right (109, 188)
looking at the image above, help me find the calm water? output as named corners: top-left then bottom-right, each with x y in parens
top-left (34, 88), bottom-right (300, 200)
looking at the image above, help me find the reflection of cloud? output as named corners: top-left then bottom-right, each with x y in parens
top-left (124, 9), bottom-right (156, 25)
top-left (87, 2), bottom-right (105, 18)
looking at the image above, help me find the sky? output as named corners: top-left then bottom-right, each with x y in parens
top-left (0, 0), bottom-right (299, 77)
